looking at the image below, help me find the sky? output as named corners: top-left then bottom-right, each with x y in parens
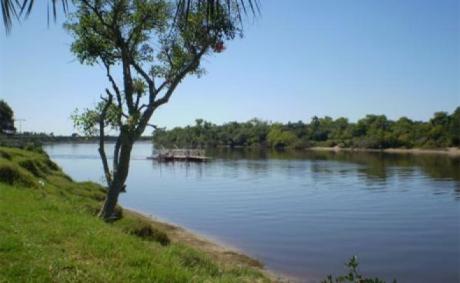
top-left (0, 0), bottom-right (459, 135)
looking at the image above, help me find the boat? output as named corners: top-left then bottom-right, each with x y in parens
top-left (147, 148), bottom-right (210, 162)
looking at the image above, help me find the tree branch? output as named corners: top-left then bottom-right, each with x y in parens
top-left (103, 61), bottom-right (122, 108)
top-left (82, 0), bottom-right (134, 114)
top-left (134, 48), bottom-right (208, 137)
top-left (105, 88), bottom-right (123, 128)
top-left (130, 60), bottom-right (156, 105)
top-left (80, 0), bottom-right (112, 30)
top-left (98, 93), bottom-right (113, 187)
top-left (131, 60), bottom-right (154, 89)
top-left (153, 48), bottom-right (207, 108)
top-left (127, 13), bottom-right (149, 47)
top-left (121, 52), bottom-right (135, 114)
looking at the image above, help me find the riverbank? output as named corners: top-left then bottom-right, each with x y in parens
top-left (0, 146), bottom-right (272, 282)
top-left (124, 208), bottom-right (293, 282)
top-left (307, 146), bottom-right (460, 156)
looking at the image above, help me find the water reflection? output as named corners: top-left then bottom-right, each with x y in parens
top-left (205, 148), bottom-right (460, 199)
top-left (209, 148), bottom-right (460, 177)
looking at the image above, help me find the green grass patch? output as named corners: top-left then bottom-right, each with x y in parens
top-left (0, 161), bottom-right (36, 187)
top-left (115, 216), bottom-right (171, 246)
top-left (0, 147), bottom-right (269, 282)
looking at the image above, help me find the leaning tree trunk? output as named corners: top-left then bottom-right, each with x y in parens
top-left (99, 141), bottom-right (133, 221)
top-left (99, 180), bottom-right (123, 220)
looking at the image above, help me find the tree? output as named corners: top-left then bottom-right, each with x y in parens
top-left (449, 107), bottom-right (460, 146)
top-left (329, 117), bottom-right (351, 145)
top-left (0, 100), bottom-right (16, 134)
top-left (427, 111), bottom-right (450, 147)
top-left (67, 0), bottom-right (239, 220)
top-left (267, 124), bottom-right (299, 149)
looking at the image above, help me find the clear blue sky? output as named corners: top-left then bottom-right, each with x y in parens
top-left (1, 0), bottom-right (459, 135)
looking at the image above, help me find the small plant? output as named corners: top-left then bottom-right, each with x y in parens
top-left (322, 256), bottom-right (396, 283)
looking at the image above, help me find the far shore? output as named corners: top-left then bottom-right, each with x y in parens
top-left (124, 208), bottom-right (295, 283)
top-left (10, 138), bottom-right (459, 158)
top-left (307, 146), bottom-right (460, 156)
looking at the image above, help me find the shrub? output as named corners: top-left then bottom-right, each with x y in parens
top-left (17, 159), bottom-right (48, 177)
top-left (0, 162), bottom-right (36, 187)
top-left (322, 256), bottom-right (396, 283)
top-left (131, 225), bottom-right (170, 246)
top-left (0, 149), bottom-right (12, 160)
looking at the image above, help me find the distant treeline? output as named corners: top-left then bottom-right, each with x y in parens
top-left (0, 133), bottom-right (151, 148)
top-left (153, 107), bottom-right (460, 149)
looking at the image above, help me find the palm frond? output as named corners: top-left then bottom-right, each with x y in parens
top-left (176, 0), bottom-right (260, 25)
top-left (1, 0), bottom-right (68, 33)
top-left (2, 0), bottom-right (257, 33)
top-left (1, 0), bottom-right (18, 32)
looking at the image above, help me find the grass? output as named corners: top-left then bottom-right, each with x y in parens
top-left (0, 146), bottom-right (270, 283)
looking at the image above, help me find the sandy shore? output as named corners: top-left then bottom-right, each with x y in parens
top-left (308, 146), bottom-right (460, 156)
top-left (124, 208), bottom-right (294, 283)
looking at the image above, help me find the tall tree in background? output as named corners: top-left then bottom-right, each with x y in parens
top-left (0, 100), bottom-right (15, 134)
top-left (68, 0), bottom-right (239, 220)
top-left (449, 107), bottom-right (460, 146)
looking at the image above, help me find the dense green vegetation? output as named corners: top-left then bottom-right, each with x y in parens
top-left (0, 133), bottom-right (152, 147)
top-left (0, 100), bottom-right (15, 134)
top-left (153, 108), bottom-right (460, 150)
top-left (0, 146), bottom-right (268, 282)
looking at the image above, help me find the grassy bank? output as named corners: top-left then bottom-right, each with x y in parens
top-left (0, 146), bottom-right (270, 282)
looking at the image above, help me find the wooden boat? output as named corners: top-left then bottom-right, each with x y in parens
top-left (147, 148), bottom-right (210, 162)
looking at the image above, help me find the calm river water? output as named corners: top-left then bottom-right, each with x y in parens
top-left (44, 143), bottom-right (460, 283)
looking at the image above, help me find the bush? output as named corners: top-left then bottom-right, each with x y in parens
top-left (17, 158), bottom-right (49, 178)
top-left (322, 256), bottom-right (395, 283)
top-left (0, 149), bottom-right (12, 160)
top-left (117, 216), bottom-right (171, 246)
top-left (0, 163), bottom-right (36, 187)
top-left (131, 225), bottom-right (170, 246)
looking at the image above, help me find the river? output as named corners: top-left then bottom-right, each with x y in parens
top-left (44, 142), bottom-right (460, 282)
